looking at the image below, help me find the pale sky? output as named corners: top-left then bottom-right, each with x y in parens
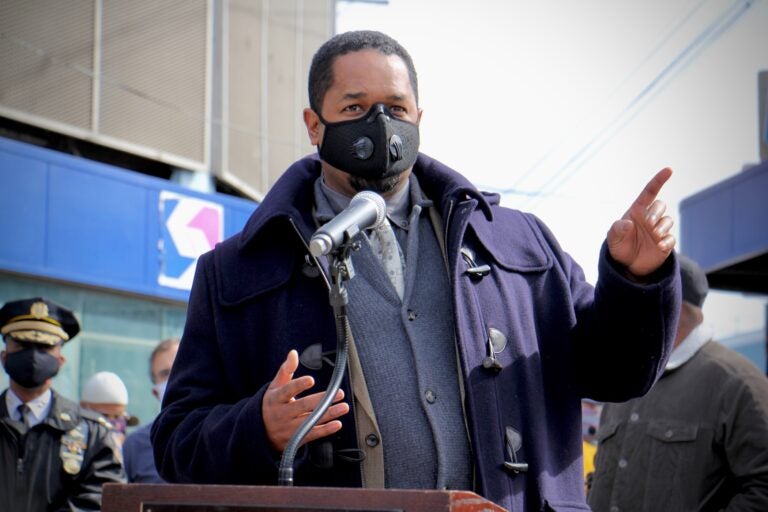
top-left (336, 0), bottom-right (768, 341)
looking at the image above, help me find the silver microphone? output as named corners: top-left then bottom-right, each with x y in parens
top-left (309, 191), bottom-right (387, 257)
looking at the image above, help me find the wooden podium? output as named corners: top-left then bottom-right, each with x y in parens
top-left (102, 483), bottom-right (507, 512)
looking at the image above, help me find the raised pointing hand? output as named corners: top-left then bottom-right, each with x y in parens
top-left (606, 167), bottom-right (676, 277)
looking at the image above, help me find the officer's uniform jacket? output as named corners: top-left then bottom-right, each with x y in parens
top-left (0, 389), bottom-right (126, 512)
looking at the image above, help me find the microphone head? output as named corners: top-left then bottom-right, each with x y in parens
top-left (350, 191), bottom-right (387, 229)
top-left (308, 234), bottom-right (332, 258)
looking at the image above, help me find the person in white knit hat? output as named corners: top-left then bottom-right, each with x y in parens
top-left (80, 371), bottom-right (139, 447)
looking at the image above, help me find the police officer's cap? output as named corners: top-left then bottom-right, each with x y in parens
top-left (0, 297), bottom-right (80, 346)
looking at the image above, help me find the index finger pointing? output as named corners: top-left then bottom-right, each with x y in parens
top-left (631, 167), bottom-right (672, 211)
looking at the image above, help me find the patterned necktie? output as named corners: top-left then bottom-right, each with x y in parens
top-left (17, 403), bottom-right (31, 428)
top-left (370, 218), bottom-right (406, 299)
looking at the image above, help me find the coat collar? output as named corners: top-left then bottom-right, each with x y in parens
top-left (415, 154), bottom-right (549, 273)
top-left (413, 153), bottom-right (495, 222)
top-left (238, 154), bottom-right (322, 250)
top-left (665, 324), bottom-right (712, 372)
top-left (218, 153), bottom-right (547, 305)
top-left (237, 153), bottom-right (495, 250)
top-left (0, 389), bottom-right (81, 431)
top-left (44, 390), bottom-right (80, 431)
top-left (413, 153), bottom-right (499, 221)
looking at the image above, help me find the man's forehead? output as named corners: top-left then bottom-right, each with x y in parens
top-left (152, 346), bottom-right (177, 370)
top-left (330, 50), bottom-right (412, 88)
top-left (339, 90), bottom-right (409, 102)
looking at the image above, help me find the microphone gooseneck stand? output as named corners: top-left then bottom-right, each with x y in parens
top-left (278, 240), bottom-right (356, 486)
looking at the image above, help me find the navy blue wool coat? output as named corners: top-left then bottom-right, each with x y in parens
top-left (152, 153), bottom-right (680, 511)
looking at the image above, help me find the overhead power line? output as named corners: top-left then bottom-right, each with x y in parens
top-left (485, 0), bottom-right (759, 206)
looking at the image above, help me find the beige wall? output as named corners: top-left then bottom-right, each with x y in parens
top-left (0, 0), bottom-right (95, 131)
top-left (225, 0), bottom-right (334, 198)
top-left (0, 0), bottom-right (335, 199)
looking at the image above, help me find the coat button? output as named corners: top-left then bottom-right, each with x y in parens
top-left (365, 433), bottom-right (379, 447)
top-left (618, 459), bottom-right (628, 469)
top-left (425, 389), bottom-right (436, 404)
top-left (487, 327), bottom-right (508, 353)
top-left (407, 310), bottom-right (417, 321)
top-left (629, 413), bottom-right (639, 422)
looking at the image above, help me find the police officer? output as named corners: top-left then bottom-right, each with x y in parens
top-left (0, 297), bottom-right (126, 512)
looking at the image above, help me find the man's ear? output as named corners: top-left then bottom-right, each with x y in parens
top-left (417, 108), bottom-right (424, 125)
top-left (303, 108), bottom-right (322, 146)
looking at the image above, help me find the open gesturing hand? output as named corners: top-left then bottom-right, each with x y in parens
top-left (606, 168), bottom-right (676, 278)
top-left (262, 349), bottom-right (350, 452)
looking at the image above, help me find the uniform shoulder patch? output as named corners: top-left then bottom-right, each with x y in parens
top-left (79, 408), bottom-right (113, 428)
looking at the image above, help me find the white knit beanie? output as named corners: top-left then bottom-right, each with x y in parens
top-left (81, 371), bottom-right (129, 405)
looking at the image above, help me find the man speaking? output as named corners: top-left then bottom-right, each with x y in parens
top-left (152, 30), bottom-right (680, 511)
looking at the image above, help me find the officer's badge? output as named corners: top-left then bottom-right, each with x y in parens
top-left (60, 424), bottom-right (87, 475)
top-left (30, 301), bottom-right (49, 319)
top-left (63, 457), bottom-right (81, 475)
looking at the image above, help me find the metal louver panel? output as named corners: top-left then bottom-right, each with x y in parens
top-left (226, 0), bottom-right (265, 193)
top-left (1, 0), bottom-right (334, 196)
top-left (100, 0), bottom-right (208, 165)
top-left (0, 0), bottom-right (94, 130)
top-left (224, 0), bottom-right (332, 198)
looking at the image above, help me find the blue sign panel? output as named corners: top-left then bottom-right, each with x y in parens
top-left (0, 137), bottom-right (257, 302)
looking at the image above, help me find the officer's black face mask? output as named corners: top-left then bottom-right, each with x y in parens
top-left (317, 103), bottom-right (420, 180)
top-left (4, 346), bottom-right (60, 389)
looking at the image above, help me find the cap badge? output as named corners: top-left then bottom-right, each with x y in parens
top-left (30, 302), bottom-right (49, 319)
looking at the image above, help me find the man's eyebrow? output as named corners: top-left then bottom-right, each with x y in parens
top-left (340, 92), bottom-right (408, 101)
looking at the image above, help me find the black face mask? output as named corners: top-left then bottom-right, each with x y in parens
top-left (4, 346), bottom-right (60, 389)
top-left (318, 103), bottom-right (420, 180)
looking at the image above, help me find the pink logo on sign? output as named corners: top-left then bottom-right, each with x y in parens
top-left (159, 191), bottom-right (224, 290)
top-left (187, 207), bottom-right (221, 250)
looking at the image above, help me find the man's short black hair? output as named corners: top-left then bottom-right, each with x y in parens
top-left (308, 30), bottom-right (419, 113)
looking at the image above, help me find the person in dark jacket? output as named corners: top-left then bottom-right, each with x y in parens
top-left (0, 297), bottom-right (126, 512)
top-left (123, 338), bottom-right (179, 483)
top-left (152, 30), bottom-right (681, 511)
top-left (588, 255), bottom-right (768, 511)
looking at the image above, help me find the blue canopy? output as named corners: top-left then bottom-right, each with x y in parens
top-left (680, 160), bottom-right (768, 295)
